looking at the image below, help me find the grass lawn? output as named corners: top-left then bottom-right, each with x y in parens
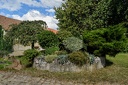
top-left (1, 53), bottom-right (128, 84)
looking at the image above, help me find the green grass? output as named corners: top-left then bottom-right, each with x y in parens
top-left (0, 58), bottom-right (12, 69)
top-left (107, 53), bottom-right (128, 68)
top-left (1, 53), bottom-right (128, 84)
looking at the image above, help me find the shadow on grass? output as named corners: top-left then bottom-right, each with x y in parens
top-left (106, 59), bottom-right (113, 67)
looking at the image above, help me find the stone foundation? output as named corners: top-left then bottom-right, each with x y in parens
top-left (33, 56), bottom-right (105, 72)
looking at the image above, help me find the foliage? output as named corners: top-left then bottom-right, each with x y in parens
top-left (0, 51), bottom-right (9, 57)
top-left (55, 0), bottom-right (128, 35)
top-left (45, 46), bottom-right (59, 55)
top-left (0, 25), bottom-right (13, 55)
top-left (55, 0), bottom-right (99, 35)
top-left (38, 30), bottom-right (59, 48)
top-left (63, 37), bottom-right (83, 52)
top-left (68, 51), bottom-right (87, 66)
top-left (0, 58), bottom-right (12, 69)
top-left (6, 20), bottom-right (47, 49)
top-left (18, 53), bottom-right (128, 85)
top-left (0, 25), bottom-right (3, 50)
top-left (92, 0), bottom-right (128, 28)
top-left (45, 54), bottom-right (58, 63)
top-left (88, 54), bottom-right (95, 64)
top-left (83, 24), bottom-right (127, 57)
top-left (57, 30), bottom-right (73, 41)
top-left (19, 56), bottom-right (30, 68)
top-left (57, 54), bottom-right (68, 65)
top-left (23, 49), bottom-right (40, 66)
top-left (57, 30), bottom-right (73, 50)
top-left (55, 50), bottom-right (67, 55)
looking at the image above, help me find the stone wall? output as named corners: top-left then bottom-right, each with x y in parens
top-left (9, 43), bottom-right (43, 57)
top-left (9, 44), bottom-right (31, 56)
top-left (33, 56), bottom-right (105, 72)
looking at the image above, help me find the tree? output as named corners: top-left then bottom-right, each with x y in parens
top-left (6, 20), bottom-right (47, 49)
top-left (83, 23), bottom-right (127, 57)
top-left (37, 30), bottom-right (59, 48)
top-left (55, 0), bottom-right (101, 35)
top-left (91, 0), bottom-right (128, 29)
top-left (55, 0), bottom-right (128, 34)
top-left (57, 30), bottom-right (73, 50)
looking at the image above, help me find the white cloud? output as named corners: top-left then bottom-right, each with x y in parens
top-left (46, 9), bottom-right (55, 13)
top-left (40, 0), bottom-right (64, 8)
top-left (0, 0), bottom-right (64, 11)
top-left (12, 10), bottom-right (58, 29)
top-left (0, 0), bottom-right (21, 11)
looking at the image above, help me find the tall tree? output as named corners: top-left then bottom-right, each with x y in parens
top-left (91, 0), bottom-right (128, 29)
top-left (6, 20), bottom-right (47, 49)
top-left (55, 0), bottom-right (128, 34)
top-left (55, 0), bottom-right (102, 35)
top-left (83, 23), bottom-right (127, 57)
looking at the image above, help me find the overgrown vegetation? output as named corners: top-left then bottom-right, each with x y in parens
top-left (22, 49), bottom-right (40, 67)
top-left (83, 23), bottom-right (127, 57)
top-left (68, 51), bottom-right (87, 66)
top-left (38, 30), bottom-right (59, 48)
top-left (45, 54), bottom-right (58, 63)
top-left (2, 53), bottom-right (127, 85)
top-left (63, 37), bottom-right (83, 52)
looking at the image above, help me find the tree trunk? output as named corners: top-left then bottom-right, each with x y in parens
top-left (31, 41), bottom-right (34, 49)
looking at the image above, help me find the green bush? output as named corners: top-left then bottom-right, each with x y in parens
top-left (23, 49), bottom-right (40, 66)
top-left (57, 55), bottom-right (68, 65)
top-left (55, 50), bottom-right (67, 55)
top-left (45, 54), bottom-right (58, 63)
top-left (68, 51), bottom-right (87, 66)
top-left (38, 30), bottom-right (59, 48)
top-left (63, 37), bottom-right (83, 52)
top-left (57, 30), bottom-right (73, 41)
top-left (0, 51), bottom-right (9, 57)
top-left (0, 58), bottom-right (12, 69)
top-left (83, 24), bottom-right (127, 57)
top-left (45, 46), bottom-right (59, 55)
top-left (19, 56), bottom-right (30, 67)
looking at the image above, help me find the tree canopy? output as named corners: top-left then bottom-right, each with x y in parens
top-left (83, 23), bottom-right (127, 57)
top-left (0, 25), bottom-right (13, 55)
top-left (37, 30), bottom-right (59, 48)
top-left (55, 0), bottom-right (128, 35)
top-left (6, 20), bottom-right (47, 49)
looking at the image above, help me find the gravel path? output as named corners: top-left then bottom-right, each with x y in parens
top-left (0, 71), bottom-right (120, 85)
top-left (0, 71), bottom-right (84, 85)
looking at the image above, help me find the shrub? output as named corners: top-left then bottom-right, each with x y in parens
top-left (45, 46), bottom-right (59, 55)
top-left (38, 30), bottom-right (59, 48)
top-left (45, 54), bottom-right (58, 63)
top-left (57, 30), bottom-right (73, 41)
top-left (0, 51), bottom-right (9, 57)
top-left (23, 49), bottom-right (40, 66)
top-left (68, 51), bottom-right (87, 66)
top-left (55, 50), bottom-right (67, 55)
top-left (63, 37), bottom-right (83, 52)
top-left (0, 58), bottom-right (12, 69)
top-left (19, 56), bottom-right (30, 67)
top-left (83, 24), bottom-right (127, 57)
top-left (57, 55), bottom-right (68, 65)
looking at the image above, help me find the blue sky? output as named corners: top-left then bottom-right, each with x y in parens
top-left (0, 0), bottom-right (64, 29)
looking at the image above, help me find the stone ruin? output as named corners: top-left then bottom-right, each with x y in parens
top-left (33, 55), bottom-right (105, 72)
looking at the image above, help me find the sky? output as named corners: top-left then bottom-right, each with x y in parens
top-left (0, 0), bottom-right (65, 29)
